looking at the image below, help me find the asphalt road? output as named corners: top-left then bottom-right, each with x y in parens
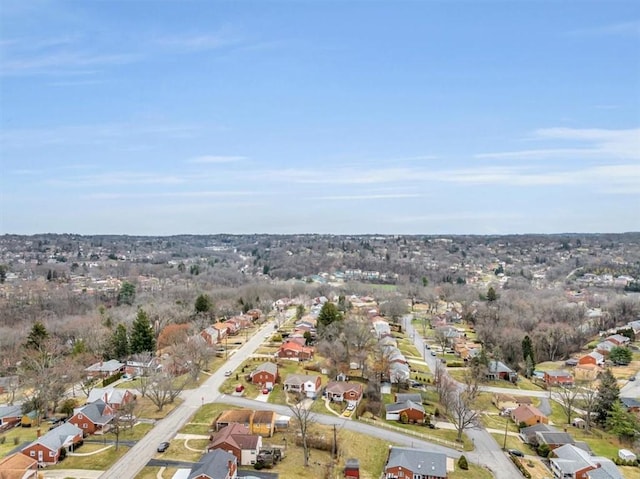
top-left (404, 315), bottom-right (524, 479)
top-left (99, 321), bottom-right (278, 479)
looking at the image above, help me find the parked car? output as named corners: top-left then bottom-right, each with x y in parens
top-left (430, 351), bottom-right (437, 356)
top-left (224, 370), bottom-right (232, 377)
top-left (629, 375), bottom-right (636, 381)
top-left (157, 442), bottom-right (170, 453)
top-left (346, 403), bottom-right (356, 411)
top-left (262, 388), bottom-right (270, 394)
top-left (235, 384), bottom-right (245, 393)
top-left (507, 449), bottom-right (524, 457)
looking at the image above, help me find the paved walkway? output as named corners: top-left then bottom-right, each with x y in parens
top-left (68, 445), bottom-right (113, 456)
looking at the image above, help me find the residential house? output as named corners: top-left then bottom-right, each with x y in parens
top-left (84, 359), bottom-right (124, 379)
top-left (535, 431), bottom-right (577, 450)
top-left (492, 394), bottom-right (533, 411)
top-left (511, 405), bottom-right (549, 427)
top-left (124, 357), bottom-right (158, 377)
top-left (606, 334), bottom-right (630, 347)
top-left (201, 326), bottom-right (221, 346)
top-left (544, 370), bottom-right (574, 387)
top-left (578, 352), bottom-right (605, 367)
top-left (383, 446), bottom-right (448, 479)
top-left (0, 405), bottom-right (22, 428)
top-left (21, 422), bottom-right (83, 466)
top-left (188, 450), bottom-right (238, 479)
top-left (86, 387), bottom-right (135, 410)
top-left (388, 362), bottom-right (411, 383)
top-left (549, 444), bottom-right (622, 479)
top-left (485, 360), bottom-right (518, 382)
top-left (574, 364), bottom-right (602, 382)
top-left (245, 309), bottom-right (262, 322)
top-left (283, 374), bottom-right (322, 398)
top-left (385, 400), bottom-right (426, 423)
top-left (276, 341), bottom-right (314, 361)
top-left (222, 320), bottom-right (240, 336)
top-left (214, 410), bottom-right (277, 437)
top-left (520, 424), bottom-right (557, 446)
top-left (324, 382), bottom-right (363, 404)
top-left (344, 458), bottom-right (360, 479)
top-left (0, 452), bottom-right (38, 479)
top-left (213, 323), bottom-right (230, 341)
top-left (215, 410), bottom-right (253, 431)
top-left (68, 399), bottom-right (114, 436)
top-left (394, 393), bottom-right (423, 404)
top-left (249, 363), bottom-right (278, 388)
top-left (207, 424), bottom-right (261, 466)
top-left (372, 319), bottom-right (391, 338)
top-left (251, 411), bottom-right (277, 438)
top-left (620, 397), bottom-right (640, 413)
top-left (595, 341), bottom-right (617, 356)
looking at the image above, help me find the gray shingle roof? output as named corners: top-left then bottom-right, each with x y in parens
top-left (188, 450), bottom-right (237, 479)
top-left (385, 400), bottom-right (425, 414)
top-left (385, 446), bottom-right (447, 478)
top-left (29, 422), bottom-right (82, 452)
top-left (77, 399), bottom-right (114, 425)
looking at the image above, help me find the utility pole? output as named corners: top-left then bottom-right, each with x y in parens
top-left (332, 423), bottom-right (337, 459)
top-left (503, 416), bottom-right (509, 450)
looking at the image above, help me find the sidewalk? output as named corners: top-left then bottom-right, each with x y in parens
top-left (43, 470), bottom-right (104, 479)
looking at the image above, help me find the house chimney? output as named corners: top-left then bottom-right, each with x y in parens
top-left (36, 428), bottom-right (41, 438)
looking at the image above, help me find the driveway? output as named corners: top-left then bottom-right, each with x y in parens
top-left (42, 470), bottom-right (104, 479)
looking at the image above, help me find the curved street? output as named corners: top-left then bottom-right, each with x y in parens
top-left (99, 315), bottom-right (522, 478)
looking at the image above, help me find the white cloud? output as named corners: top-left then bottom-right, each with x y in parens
top-left (187, 155), bottom-right (246, 164)
top-left (313, 193), bottom-right (422, 201)
top-left (476, 127), bottom-right (640, 161)
top-left (567, 21), bottom-right (640, 37)
top-left (85, 190), bottom-right (257, 200)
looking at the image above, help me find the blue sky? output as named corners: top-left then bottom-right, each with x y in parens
top-left (1, 1), bottom-right (639, 235)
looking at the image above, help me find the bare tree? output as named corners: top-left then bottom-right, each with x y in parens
top-left (144, 370), bottom-right (188, 412)
top-left (576, 380), bottom-right (598, 431)
top-left (447, 388), bottom-right (481, 442)
top-left (433, 328), bottom-right (450, 353)
top-left (554, 385), bottom-right (580, 424)
top-left (289, 401), bottom-right (315, 467)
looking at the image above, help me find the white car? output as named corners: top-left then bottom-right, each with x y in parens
top-left (346, 403), bottom-right (356, 411)
top-left (224, 370), bottom-right (232, 377)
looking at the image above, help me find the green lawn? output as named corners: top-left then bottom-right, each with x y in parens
top-left (102, 422), bottom-right (154, 441)
top-left (489, 433), bottom-right (531, 453)
top-left (49, 444), bottom-right (130, 470)
top-left (160, 438), bottom-right (209, 462)
top-left (450, 464), bottom-right (495, 479)
top-left (0, 425), bottom-right (40, 458)
top-left (135, 466), bottom-right (179, 479)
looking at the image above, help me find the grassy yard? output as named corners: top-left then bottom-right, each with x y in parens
top-left (102, 422), bottom-right (154, 442)
top-left (489, 433), bottom-right (532, 453)
top-left (134, 396), bottom-right (183, 421)
top-left (48, 444), bottom-right (130, 470)
top-left (135, 466), bottom-right (179, 479)
top-left (0, 425), bottom-right (40, 458)
top-left (159, 438), bottom-right (208, 462)
top-left (480, 413), bottom-right (519, 433)
top-left (449, 464), bottom-right (494, 479)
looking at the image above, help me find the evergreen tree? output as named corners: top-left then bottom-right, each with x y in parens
top-left (486, 286), bottom-right (497, 302)
top-left (607, 401), bottom-right (639, 443)
top-left (194, 294), bottom-right (212, 314)
top-left (317, 302), bottom-right (342, 328)
top-left (117, 281), bottom-right (136, 306)
top-left (525, 355), bottom-right (535, 378)
top-left (295, 304), bottom-right (305, 321)
top-left (0, 264), bottom-right (7, 283)
top-left (457, 455), bottom-right (469, 470)
top-left (609, 346), bottom-right (632, 365)
top-left (130, 308), bottom-right (156, 354)
top-left (595, 369), bottom-right (620, 424)
top-left (111, 323), bottom-right (130, 360)
top-left (25, 321), bottom-right (49, 350)
top-left (521, 335), bottom-right (534, 363)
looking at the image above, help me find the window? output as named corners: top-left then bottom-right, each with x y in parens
top-left (49, 451), bottom-right (55, 457)
top-left (82, 423), bottom-right (87, 428)
top-left (30, 451), bottom-right (35, 457)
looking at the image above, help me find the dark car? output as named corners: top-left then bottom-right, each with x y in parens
top-left (157, 442), bottom-right (170, 453)
top-left (629, 375), bottom-right (637, 381)
top-left (508, 449), bottom-right (524, 457)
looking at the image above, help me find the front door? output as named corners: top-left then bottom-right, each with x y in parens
top-left (37, 450), bottom-right (43, 463)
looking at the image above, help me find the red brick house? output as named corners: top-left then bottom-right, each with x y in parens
top-left (207, 423), bottom-right (262, 466)
top-left (86, 387), bottom-right (135, 410)
top-left (344, 458), bottom-right (360, 478)
top-left (277, 341), bottom-right (314, 360)
top-left (384, 446), bottom-right (447, 479)
top-left (544, 370), bottom-right (574, 387)
top-left (324, 381), bottom-right (363, 403)
top-left (249, 363), bottom-right (278, 388)
top-left (577, 351), bottom-right (604, 367)
top-left (68, 400), bottom-right (114, 436)
top-left (200, 326), bottom-right (221, 346)
top-left (385, 400), bottom-right (426, 423)
top-left (21, 423), bottom-right (83, 466)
